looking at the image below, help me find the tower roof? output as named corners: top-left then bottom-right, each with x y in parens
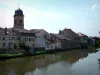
top-left (14, 8), bottom-right (24, 16)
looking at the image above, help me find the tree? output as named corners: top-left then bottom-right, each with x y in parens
top-left (19, 42), bottom-right (25, 49)
top-left (14, 44), bottom-right (17, 49)
top-left (18, 42), bottom-right (31, 55)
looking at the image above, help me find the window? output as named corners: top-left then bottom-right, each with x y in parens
top-left (2, 37), bottom-right (5, 40)
top-left (32, 38), bottom-right (34, 41)
top-left (13, 37), bottom-right (15, 40)
top-left (44, 35), bottom-right (47, 39)
top-left (9, 37), bottom-right (11, 40)
top-left (14, 20), bottom-right (16, 24)
top-left (24, 38), bottom-right (26, 41)
top-left (17, 37), bottom-right (19, 40)
top-left (26, 38), bottom-right (28, 41)
top-left (2, 43), bottom-right (5, 47)
top-left (29, 38), bottom-right (31, 42)
top-left (20, 20), bottom-right (22, 24)
top-left (12, 37), bottom-right (14, 40)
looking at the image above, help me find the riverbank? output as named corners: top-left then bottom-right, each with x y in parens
top-left (0, 47), bottom-right (94, 60)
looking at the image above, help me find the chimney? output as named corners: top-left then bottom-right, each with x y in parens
top-left (5, 27), bottom-right (7, 35)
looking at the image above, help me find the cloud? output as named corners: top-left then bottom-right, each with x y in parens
top-left (92, 4), bottom-right (100, 10)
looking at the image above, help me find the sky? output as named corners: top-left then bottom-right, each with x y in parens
top-left (0, 0), bottom-right (100, 36)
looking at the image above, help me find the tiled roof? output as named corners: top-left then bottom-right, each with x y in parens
top-left (51, 33), bottom-right (71, 40)
top-left (77, 32), bottom-right (84, 37)
top-left (14, 28), bottom-right (31, 33)
top-left (30, 29), bottom-right (49, 36)
top-left (61, 28), bottom-right (80, 39)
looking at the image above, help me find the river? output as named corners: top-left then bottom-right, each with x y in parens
top-left (0, 49), bottom-right (100, 75)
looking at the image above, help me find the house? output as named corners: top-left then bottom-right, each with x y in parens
top-left (0, 28), bottom-right (18, 49)
top-left (13, 28), bottom-right (35, 48)
top-left (0, 28), bottom-right (35, 49)
top-left (30, 29), bottom-right (50, 50)
top-left (59, 28), bottom-right (80, 48)
top-left (88, 37), bottom-right (96, 46)
top-left (77, 32), bottom-right (89, 48)
top-left (45, 33), bottom-right (72, 50)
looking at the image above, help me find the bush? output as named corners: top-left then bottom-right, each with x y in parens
top-left (19, 42), bottom-right (26, 49)
top-left (95, 40), bottom-right (100, 48)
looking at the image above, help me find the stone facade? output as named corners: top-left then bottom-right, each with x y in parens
top-left (14, 8), bottom-right (24, 29)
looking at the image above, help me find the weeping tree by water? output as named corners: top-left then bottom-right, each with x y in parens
top-left (18, 42), bottom-right (31, 55)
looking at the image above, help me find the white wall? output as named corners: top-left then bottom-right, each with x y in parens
top-left (45, 43), bottom-right (55, 50)
top-left (0, 35), bottom-right (35, 49)
top-left (0, 35), bottom-right (17, 48)
top-left (55, 41), bottom-right (61, 49)
top-left (45, 41), bottom-right (61, 50)
top-left (34, 36), bottom-right (45, 48)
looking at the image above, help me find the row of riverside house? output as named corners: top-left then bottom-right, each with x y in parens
top-left (0, 27), bottom-right (95, 51)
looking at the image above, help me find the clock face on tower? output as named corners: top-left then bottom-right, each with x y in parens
top-left (14, 8), bottom-right (24, 29)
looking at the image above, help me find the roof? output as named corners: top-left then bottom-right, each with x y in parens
top-left (51, 33), bottom-right (71, 40)
top-left (60, 28), bottom-right (80, 39)
top-left (0, 27), bottom-right (35, 36)
top-left (14, 8), bottom-right (24, 16)
top-left (14, 28), bottom-right (32, 33)
top-left (77, 32), bottom-right (84, 37)
top-left (30, 29), bottom-right (49, 36)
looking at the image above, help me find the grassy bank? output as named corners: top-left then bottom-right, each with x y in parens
top-left (0, 47), bottom-right (93, 60)
top-left (0, 53), bottom-right (23, 57)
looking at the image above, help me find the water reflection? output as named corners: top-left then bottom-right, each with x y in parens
top-left (98, 59), bottom-right (100, 69)
top-left (0, 49), bottom-right (99, 75)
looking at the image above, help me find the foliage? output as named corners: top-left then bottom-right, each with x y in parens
top-left (96, 40), bottom-right (100, 48)
top-left (93, 38), bottom-right (100, 48)
top-left (36, 50), bottom-right (46, 54)
top-left (19, 42), bottom-right (26, 49)
top-left (24, 45), bottom-right (30, 52)
top-left (18, 42), bottom-right (31, 54)
top-left (0, 53), bottom-right (23, 57)
top-left (14, 44), bottom-right (17, 49)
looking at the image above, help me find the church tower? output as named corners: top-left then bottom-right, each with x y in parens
top-left (14, 8), bottom-right (24, 29)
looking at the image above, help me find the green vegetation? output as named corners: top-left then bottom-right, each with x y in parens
top-left (19, 42), bottom-right (26, 49)
top-left (89, 38), bottom-right (100, 50)
top-left (36, 50), bottom-right (46, 54)
top-left (0, 53), bottom-right (23, 57)
top-left (18, 42), bottom-right (31, 54)
top-left (14, 43), bottom-right (17, 49)
top-left (95, 40), bottom-right (100, 48)
top-left (88, 46), bottom-right (95, 50)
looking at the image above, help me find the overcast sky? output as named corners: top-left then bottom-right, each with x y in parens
top-left (0, 0), bottom-right (100, 36)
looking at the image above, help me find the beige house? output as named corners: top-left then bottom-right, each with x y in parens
top-left (59, 28), bottom-right (81, 48)
top-left (45, 33), bottom-right (72, 50)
